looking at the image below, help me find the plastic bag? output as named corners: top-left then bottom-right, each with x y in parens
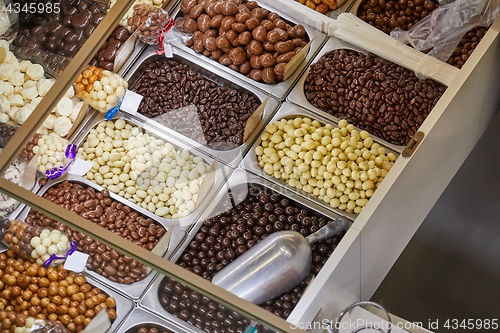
top-left (0, 311), bottom-right (70, 333)
top-left (391, 0), bottom-right (500, 63)
top-left (9, 45), bottom-right (71, 78)
top-left (129, 4), bottom-right (170, 44)
top-left (74, 65), bottom-right (128, 113)
top-left (0, 122), bottom-right (41, 162)
top-left (0, 219), bottom-right (73, 267)
top-left (0, 149), bottom-right (28, 218)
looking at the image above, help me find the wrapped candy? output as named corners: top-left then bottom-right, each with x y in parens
top-left (74, 65), bottom-right (128, 113)
top-left (128, 4), bottom-right (170, 45)
top-left (0, 219), bottom-right (73, 267)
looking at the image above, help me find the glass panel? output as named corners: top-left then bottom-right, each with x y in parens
top-left (0, 200), bottom-right (134, 332)
top-left (8, 0), bottom-right (110, 76)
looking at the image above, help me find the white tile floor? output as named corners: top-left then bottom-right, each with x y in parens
top-left (371, 111), bottom-right (500, 333)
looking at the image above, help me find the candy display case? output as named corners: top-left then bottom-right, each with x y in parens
top-left (0, 0), bottom-right (499, 332)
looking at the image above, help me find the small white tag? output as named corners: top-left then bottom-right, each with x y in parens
top-left (163, 40), bottom-right (173, 58)
top-left (68, 159), bottom-right (93, 176)
top-left (83, 306), bottom-right (112, 333)
top-left (63, 251), bottom-right (89, 273)
top-left (119, 90), bottom-right (143, 115)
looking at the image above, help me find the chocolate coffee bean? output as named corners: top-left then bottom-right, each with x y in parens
top-left (130, 60), bottom-right (261, 151)
top-left (304, 49), bottom-right (446, 145)
top-left (157, 185), bottom-right (344, 331)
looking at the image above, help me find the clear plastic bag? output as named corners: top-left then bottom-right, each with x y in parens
top-left (74, 65), bottom-right (128, 113)
top-left (0, 219), bottom-right (72, 267)
top-left (129, 4), bottom-right (170, 44)
top-left (0, 122), bottom-right (41, 162)
top-left (391, 0), bottom-right (500, 62)
top-left (0, 311), bottom-right (70, 333)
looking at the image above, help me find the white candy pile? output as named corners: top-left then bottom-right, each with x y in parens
top-left (30, 229), bottom-right (70, 266)
top-left (32, 133), bottom-right (71, 173)
top-left (0, 41), bottom-right (83, 137)
top-left (256, 118), bottom-right (396, 214)
top-left (79, 119), bottom-right (209, 218)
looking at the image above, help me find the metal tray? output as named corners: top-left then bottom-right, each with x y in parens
top-left (260, 0), bottom-right (356, 23)
top-left (167, 0), bottom-right (327, 100)
top-left (71, 111), bottom-right (233, 231)
top-left (123, 44), bottom-right (280, 167)
top-left (287, 36), bottom-right (434, 153)
top-left (240, 102), bottom-right (400, 220)
top-left (116, 307), bottom-right (200, 333)
top-left (170, 168), bottom-right (352, 263)
top-left (141, 168), bottom-right (352, 331)
top-left (15, 175), bottom-right (187, 300)
top-left (84, 274), bottom-right (135, 333)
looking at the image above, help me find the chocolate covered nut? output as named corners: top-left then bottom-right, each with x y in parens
top-left (229, 47), bottom-right (246, 65)
top-left (275, 40), bottom-right (294, 53)
top-left (261, 67), bottom-right (276, 83)
top-left (274, 63), bottom-right (286, 76)
top-left (197, 14), bottom-right (211, 32)
top-left (304, 49), bottom-right (446, 145)
top-left (181, 0), bottom-right (198, 13)
top-left (209, 14), bottom-right (223, 28)
top-left (358, 0), bottom-right (437, 34)
top-left (251, 25), bottom-right (266, 43)
top-left (259, 53), bottom-right (276, 67)
top-left (276, 51), bottom-right (295, 63)
top-left (189, 4), bottom-right (204, 19)
top-left (221, 1), bottom-right (239, 15)
top-left (249, 69), bottom-right (262, 81)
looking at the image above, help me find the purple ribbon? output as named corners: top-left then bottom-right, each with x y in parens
top-left (43, 240), bottom-right (77, 268)
top-left (45, 144), bottom-right (78, 180)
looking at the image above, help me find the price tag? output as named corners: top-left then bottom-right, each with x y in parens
top-left (163, 39), bottom-right (173, 58)
top-left (68, 159), bottom-right (93, 177)
top-left (119, 90), bottom-right (143, 116)
top-left (63, 251), bottom-right (89, 273)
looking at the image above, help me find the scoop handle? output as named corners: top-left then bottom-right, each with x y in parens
top-left (306, 216), bottom-right (349, 244)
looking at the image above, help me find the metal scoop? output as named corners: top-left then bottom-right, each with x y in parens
top-left (212, 216), bottom-right (350, 305)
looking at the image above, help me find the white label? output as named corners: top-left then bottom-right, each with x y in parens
top-left (163, 40), bottom-right (173, 58)
top-left (83, 306), bottom-right (112, 333)
top-left (119, 90), bottom-right (143, 115)
top-left (68, 159), bottom-right (93, 176)
top-left (63, 251), bottom-right (89, 273)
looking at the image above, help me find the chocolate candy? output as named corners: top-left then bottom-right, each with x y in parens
top-left (295, 0), bottom-right (339, 14)
top-left (358, 0), bottom-right (437, 33)
top-left (180, 0), bottom-right (309, 83)
top-left (129, 325), bottom-right (174, 333)
top-left (445, 26), bottom-right (489, 69)
top-left (0, 123), bottom-right (40, 162)
top-left (158, 185), bottom-right (344, 331)
top-left (14, 0), bottom-right (109, 58)
top-left (89, 27), bottom-right (131, 71)
top-left (25, 181), bottom-right (167, 284)
top-left (304, 49), bottom-right (446, 145)
top-left (130, 60), bottom-right (261, 150)
top-left (0, 251), bottom-right (117, 332)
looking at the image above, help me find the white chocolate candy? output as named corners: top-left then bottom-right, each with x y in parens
top-left (89, 71), bottom-right (128, 113)
top-left (33, 133), bottom-right (70, 173)
top-left (29, 228), bottom-right (71, 266)
top-left (79, 120), bottom-right (208, 218)
top-left (256, 117), bottom-right (396, 214)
